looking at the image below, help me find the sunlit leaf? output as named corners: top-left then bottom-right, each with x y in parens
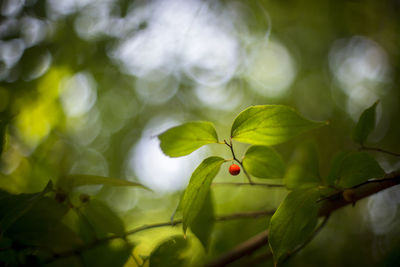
top-left (158, 121), bottom-right (219, 157)
top-left (231, 105), bottom-right (327, 146)
top-left (59, 174), bottom-right (149, 191)
top-left (191, 191), bottom-right (214, 249)
top-left (336, 152), bottom-right (385, 188)
top-left (150, 236), bottom-right (189, 267)
top-left (269, 188), bottom-right (320, 265)
top-left (242, 145), bottom-right (285, 179)
top-left (284, 142), bottom-right (321, 189)
top-left (180, 156), bottom-right (224, 234)
top-left (352, 101), bottom-right (379, 145)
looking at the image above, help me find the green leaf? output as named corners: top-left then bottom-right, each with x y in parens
top-left (352, 101), bottom-right (379, 145)
top-left (150, 236), bottom-right (189, 267)
top-left (5, 197), bottom-right (70, 246)
top-left (59, 174), bottom-right (149, 191)
top-left (0, 182), bottom-right (53, 234)
top-left (0, 118), bottom-right (7, 155)
top-left (191, 191), bottom-right (214, 249)
top-left (180, 156), bottom-right (224, 234)
top-left (158, 121), bottom-right (219, 157)
top-left (336, 152), bottom-right (385, 188)
top-left (242, 145), bottom-right (285, 179)
top-left (326, 151), bottom-right (350, 186)
top-left (81, 199), bottom-right (126, 238)
top-left (269, 188), bottom-right (320, 265)
top-left (82, 238), bottom-right (132, 267)
top-left (284, 142), bottom-right (321, 189)
top-left (231, 105), bottom-right (327, 146)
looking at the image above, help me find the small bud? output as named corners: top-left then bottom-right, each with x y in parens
top-left (79, 193), bottom-right (90, 204)
top-left (55, 191), bottom-right (67, 203)
top-left (342, 189), bottom-right (356, 203)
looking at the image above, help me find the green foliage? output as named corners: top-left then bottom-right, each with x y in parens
top-left (81, 238), bottom-right (133, 267)
top-left (80, 199), bottom-right (126, 238)
top-left (58, 174), bottom-right (148, 192)
top-left (326, 151), bottom-right (350, 186)
top-left (191, 191), bottom-right (215, 249)
top-left (149, 236), bottom-right (189, 267)
top-left (335, 152), bottom-right (385, 188)
top-left (352, 101), bottom-right (379, 145)
top-left (242, 145), bottom-right (285, 179)
top-left (2, 195), bottom-right (82, 252)
top-left (284, 142), bottom-right (321, 189)
top-left (158, 121), bottom-right (219, 157)
top-left (230, 105), bottom-right (327, 146)
top-left (0, 118), bottom-right (6, 155)
top-left (179, 156), bottom-right (224, 234)
top-left (269, 188), bottom-right (321, 265)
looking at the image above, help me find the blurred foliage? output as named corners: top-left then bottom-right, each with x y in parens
top-left (0, 0), bottom-right (400, 266)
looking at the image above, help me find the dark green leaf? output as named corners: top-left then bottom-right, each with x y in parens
top-left (81, 199), bottom-right (125, 238)
top-left (242, 145), bottom-right (285, 179)
top-left (284, 142), bottom-right (321, 189)
top-left (0, 118), bottom-right (7, 155)
top-left (180, 156), bottom-right (224, 234)
top-left (352, 101), bottom-right (379, 145)
top-left (158, 121), bottom-right (219, 157)
top-left (326, 151), bottom-right (350, 186)
top-left (59, 174), bottom-right (149, 191)
top-left (150, 236), bottom-right (189, 267)
top-left (82, 238), bottom-right (132, 267)
top-left (269, 188), bottom-right (320, 265)
top-left (5, 197), bottom-right (70, 246)
top-left (337, 152), bottom-right (385, 188)
top-left (231, 105), bottom-right (327, 146)
top-left (191, 191), bottom-right (214, 249)
top-left (0, 182), bottom-right (53, 234)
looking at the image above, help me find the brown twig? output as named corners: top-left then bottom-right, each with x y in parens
top-left (212, 182), bottom-right (284, 188)
top-left (360, 146), bottom-right (400, 157)
top-left (44, 209), bottom-right (275, 264)
top-left (206, 171), bottom-right (400, 267)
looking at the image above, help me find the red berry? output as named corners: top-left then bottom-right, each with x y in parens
top-left (229, 164), bottom-right (240, 176)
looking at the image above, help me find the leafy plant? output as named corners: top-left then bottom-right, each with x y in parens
top-left (1, 103), bottom-right (399, 266)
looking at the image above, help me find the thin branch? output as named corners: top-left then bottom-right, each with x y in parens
top-left (123, 220), bottom-right (182, 237)
top-left (281, 215), bottom-right (330, 264)
top-left (318, 170), bottom-right (400, 216)
top-left (206, 171), bottom-right (400, 267)
top-left (212, 182), bottom-right (284, 188)
top-left (224, 139), bottom-right (254, 184)
top-left (360, 146), bottom-right (400, 157)
top-left (45, 209), bottom-right (275, 264)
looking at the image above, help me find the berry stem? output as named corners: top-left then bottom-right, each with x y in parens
top-left (224, 139), bottom-right (254, 184)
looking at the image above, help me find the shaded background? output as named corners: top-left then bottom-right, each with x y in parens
top-left (1, 0), bottom-right (400, 266)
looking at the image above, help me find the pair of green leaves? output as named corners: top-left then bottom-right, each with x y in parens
top-left (159, 105), bottom-right (327, 157)
top-left (158, 105), bottom-right (326, 239)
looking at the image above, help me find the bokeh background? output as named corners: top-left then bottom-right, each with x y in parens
top-left (1, 0), bottom-right (400, 266)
